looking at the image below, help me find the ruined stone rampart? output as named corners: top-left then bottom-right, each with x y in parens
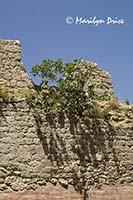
top-left (0, 40), bottom-right (132, 200)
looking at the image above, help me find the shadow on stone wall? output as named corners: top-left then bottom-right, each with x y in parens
top-left (30, 103), bottom-right (120, 196)
top-left (0, 106), bottom-right (6, 123)
top-left (0, 100), bottom-right (18, 124)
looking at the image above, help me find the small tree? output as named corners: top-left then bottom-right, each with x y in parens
top-left (31, 59), bottom-right (105, 117)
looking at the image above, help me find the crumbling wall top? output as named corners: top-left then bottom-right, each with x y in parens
top-left (0, 39), bottom-right (34, 90)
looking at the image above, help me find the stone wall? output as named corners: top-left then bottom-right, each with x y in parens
top-left (0, 40), bottom-right (133, 199)
top-left (0, 40), bottom-right (34, 99)
top-left (0, 99), bottom-right (132, 191)
top-left (75, 60), bottom-right (114, 98)
top-left (0, 40), bottom-right (33, 89)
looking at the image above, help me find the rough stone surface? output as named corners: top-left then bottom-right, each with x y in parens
top-left (0, 40), bottom-right (133, 199)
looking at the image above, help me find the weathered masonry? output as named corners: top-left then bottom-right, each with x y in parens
top-left (0, 40), bottom-right (133, 200)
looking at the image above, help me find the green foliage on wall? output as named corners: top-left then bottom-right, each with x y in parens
top-left (31, 59), bottom-right (111, 118)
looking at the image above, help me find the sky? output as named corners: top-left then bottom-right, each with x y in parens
top-left (0, 0), bottom-right (133, 103)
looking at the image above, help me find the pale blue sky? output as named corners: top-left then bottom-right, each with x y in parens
top-left (0, 0), bottom-right (133, 103)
